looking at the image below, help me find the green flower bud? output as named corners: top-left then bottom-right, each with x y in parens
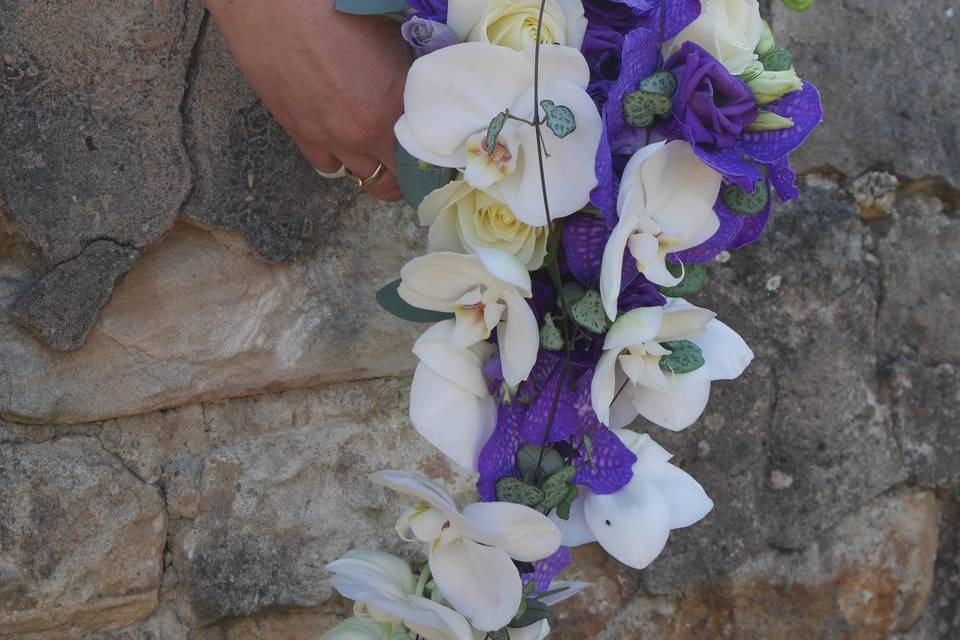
top-left (756, 20), bottom-right (776, 56)
top-left (746, 67), bottom-right (803, 104)
top-left (782, 0), bottom-right (816, 12)
top-left (746, 111), bottom-right (796, 132)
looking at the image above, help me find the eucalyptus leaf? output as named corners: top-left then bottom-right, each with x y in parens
top-left (638, 70), bottom-right (678, 97)
top-left (396, 144), bottom-right (457, 209)
top-left (496, 477), bottom-right (546, 507)
top-left (623, 90), bottom-right (673, 128)
top-left (659, 340), bottom-right (706, 374)
top-left (657, 262), bottom-right (707, 298)
top-left (335, 0), bottom-right (409, 14)
top-left (570, 290), bottom-right (611, 334)
top-left (376, 279), bottom-right (454, 323)
top-left (539, 465), bottom-right (577, 511)
top-left (508, 599), bottom-right (553, 628)
top-left (760, 48), bottom-right (794, 72)
top-left (516, 444), bottom-right (565, 476)
top-left (487, 111), bottom-right (508, 156)
top-left (722, 181), bottom-right (769, 215)
top-left (540, 100), bottom-right (577, 138)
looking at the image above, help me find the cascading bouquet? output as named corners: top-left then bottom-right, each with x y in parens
top-left (324, 1), bottom-right (821, 638)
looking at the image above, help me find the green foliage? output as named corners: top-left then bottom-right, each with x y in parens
top-left (496, 477), bottom-right (546, 507)
top-left (760, 48), bottom-right (795, 72)
top-left (781, 0), bottom-right (815, 12)
top-left (376, 279), bottom-right (454, 323)
top-left (540, 100), bottom-right (577, 138)
top-left (570, 290), bottom-right (612, 334)
top-left (638, 70), bottom-right (678, 97)
top-left (509, 599), bottom-right (553, 628)
top-left (539, 465), bottom-right (577, 511)
top-left (657, 262), bottom-right (707, 298)
top-left (722, 181), bottom-right (770, 215)
top-left (556, 484), bottom-right (579, 520)
top-left (659, 340), bottom-right (706, 374)
top-left (623, 89), bottom-right (673, 128)
top-left (396, 144), bottom-right (456, 209)
top-left (487, 111), bottom-right (508, 156)
top-left (335, 0), bottom-right (409, 14)
top-left (516, 444), bottom-right (565, 477)
top-left (539, 312), bottom-right (564, 352)
top-left (558, 281), bottom-right (586, 308)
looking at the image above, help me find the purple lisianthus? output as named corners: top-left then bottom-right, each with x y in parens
top-left (407, 0), bottom-right (447, 22)
top-left (401, 16), bottom-right (458, 56)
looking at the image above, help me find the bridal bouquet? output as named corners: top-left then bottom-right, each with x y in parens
top-left (325, 1), bottom-right (821, 638)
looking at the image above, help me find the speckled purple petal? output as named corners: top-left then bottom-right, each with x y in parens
top-left (524, 546), bottom-right (572, 592)
top-left (671, 205), bottom-right (743, 263)
top-left (563, 213), bottom-right (610, 287)
top-left (591, 123), bottom-right (619, 227)
top-left (605, 27), bottom-right (658, 155)
top-left (477, 401), bottom-right (525, 502)
top-left (635, 0), bottom-right (702, 39)
top-left (521, 359), bottom-right (579, 444)
top-left (693, 144), bottom-right (763, 192)
top-left (738, 82), bottom-right (824, 163)
top-left (728, 179), bottom-right (773, 249)
top-left (767, 156), bottom-right (799, 202)
top-left (570, 373), bottom-right (637, 494)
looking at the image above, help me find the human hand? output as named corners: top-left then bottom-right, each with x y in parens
top-left (204, 0), bottom-right (412, 201)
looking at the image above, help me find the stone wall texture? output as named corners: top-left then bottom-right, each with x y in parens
top-left (1, 1), bottom-right (958, 638)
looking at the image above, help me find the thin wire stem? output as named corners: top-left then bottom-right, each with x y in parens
top-left (657, 0), bottom-right (669, 69)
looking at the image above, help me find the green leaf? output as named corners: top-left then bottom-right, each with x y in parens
top-left (496, 477), bottom-right (546, 507)
top-left (539, 465), bottom-right (577, 511)
top-left (558, 281), bottom-right (586, 308)
top-left (780, 0), bottom-right (815, 12)
top-left (539, 312), bottom-right (564, 352)
top-left (335, 0), bottom-right (409, 14)
top-left (760, 48), bottom-right (794, 72)
top-left (509, 599), bottom-right (552, 628)
top-left (376, 279), bottom-right (454, 323)
top-left (540, 100), bottom-right (577, 138)
top-left (488, 630), bottom-right (510, 640)
top-left (722, 181), bottom-right (770, 215)
top-left (516, 444), bottom-right (565, 477)
top-left (656, 262), bottom-right (707, 298)
top-left (487, 110), bottom-right (508, 156)
top-left (659, 340), bottom-right (706, 374)
top-left (556, 484), bottom-right (579, 520)
top-left (638, 71), bottom-right (678, 98)
top-left (623, 90), bottom-right (673, 128)
top-left (570, 290), bottom-right (611, 334)
top-left (396, 144), bottom-right (457, 209)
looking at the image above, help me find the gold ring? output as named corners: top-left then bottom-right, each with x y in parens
top-left (315, 165), bottom-right (347, 179)
top-left (348, 163), bottom-right (385, 190)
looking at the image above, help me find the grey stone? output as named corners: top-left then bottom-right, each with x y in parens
top-left (890, 360), bottom-right (960, 487)
top-left (0, 436), bottom-right (166, 638)
top-left (182, 25), bottom-right (359, 262)
top-left (8, 239), bottom-right (139, 351)
top-left (772, 0), bottom-right (960, 184)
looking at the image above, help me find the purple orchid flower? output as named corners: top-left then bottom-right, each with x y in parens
top-left (523, 546), bottom-right (572, 592)
top-left (406, 0), bottom-right (447, 22)
top-left (401, 16), bottom-right (459, 56)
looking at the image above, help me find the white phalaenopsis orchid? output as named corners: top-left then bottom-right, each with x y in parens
top-left (592, 299), bottom-right (754, 431)
top-left (321, 616), bottom-right (413, 640)
top-left (326, 549), bottom-right (474, 640)
top-left (410, 320), bottom-right (497, 471)
top-left (599, 140), bottom-right (722, 321)
top-left (398, 248), bottom-right (539, 386)
top-left (395, 42), bottom-right (602, 225)
top-left (447, 0), bottom-right (588, 52)
top-left (550, 430), bottom-right (713, 570)
top-left (372, 471), bottom-right (562, 632)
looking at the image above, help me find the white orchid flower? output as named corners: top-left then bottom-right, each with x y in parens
top-left (395, 42), bottom-right (602, 225)
top-left (410, 320), bottom-right (497, 471)
top-left (321, 616), bottom-right (413, 640)
top-left (666, 0), bottom-right (765, 75)
top-left (599, 140), bottom-right (722, 321)
top-left (447, 0), bottom-right (588, 52)
top-left (372, 471), bottom-right (562, 632)
top-left (591, 299), bottom-right (753, 431)
top-left (472, 621), bottom-right (551, 640)
top-left (420, 179), bottom-right (550, 270)
top-left (398, 248), bottom-right (539, 386)
top-left (550, 430), bottom-right (713, 570)
top-left (326, 549), bottom-right (474, 640)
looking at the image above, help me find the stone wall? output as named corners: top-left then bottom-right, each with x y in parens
top-left (1, 1), bottom-right (958, 638)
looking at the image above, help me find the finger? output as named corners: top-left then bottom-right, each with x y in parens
top-left (293, 137), bottom-right (343, 175)
top-left (341, 153), bottom-right (404, 203)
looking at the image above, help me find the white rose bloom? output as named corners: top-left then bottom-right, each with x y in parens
top-left (373, 471), bottom-right (562, 632)
top-left (447, 0), bottom-right (587, 51)
top-left (549, 430), bottom-right (714, 569)
top-left (420, 180), bottom-right (550, 270)
top-left (591, 299), bottom-right (753, 431)
top-left (395, 43), bottom-right (601, 225)
top-left (398, 248), bottom-right (539, 386)
top-left (410, 320), bottom-right (497, 472)
top-left (599, 140), bottom-right (722, 321)
top-left (667, 0), bottom-right (765, 74)
top-left (326, 550), bottom-right (473, 640)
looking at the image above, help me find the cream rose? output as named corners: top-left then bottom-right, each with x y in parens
top-left (419, 179), bottom-right (549, 270)
top-left (667, 0), bottom-right (765, 74)
top-left (447, 0), bottom-right (587, 52)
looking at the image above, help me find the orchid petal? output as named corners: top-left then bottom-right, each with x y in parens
top-left (460, 501), bottom-right (562, 561)
top-left (371, 470), bottom-right (460, 515)
top-left (399, 253), bottom-right (493, 312)
top-left (583, 476), bottom-right (672, 569)
top-left (630, 373), bottom-right (712, 431)
top-left (604, 306), bottom-right (663, 351)
top-left (549, 493), bottom-right (597, 547)
top-left (689, 319), bottom-right (754, 381)
top-left (500, 286), bottom-right (540, 386)
top-left (644, 463), bottom-right (714, 529)
top-left (590, 348), bottom-right (620, 426)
